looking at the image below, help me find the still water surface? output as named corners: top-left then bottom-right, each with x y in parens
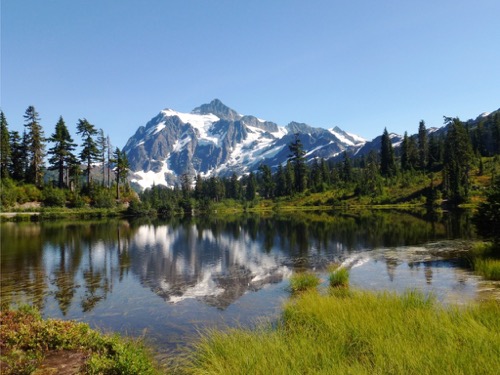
top-left (2, 210), bottom-right (499, 361)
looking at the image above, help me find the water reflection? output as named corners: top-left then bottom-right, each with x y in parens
top-left (0, 210), bottom-right (486, 318)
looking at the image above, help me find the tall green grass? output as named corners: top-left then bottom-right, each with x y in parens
top-left (469, 242), bottom-right (500, 280)
top-left (329, 267), bottom-right (350, 288)
top-left (288, 272), bottom-right (321, 294)
top-left (474, 258), bottom-right (500, 280)
top-left (182, 290), bottom-right (500, 374)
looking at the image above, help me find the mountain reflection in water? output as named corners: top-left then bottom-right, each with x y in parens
top-left (2, 210), bottom-right (498, 359)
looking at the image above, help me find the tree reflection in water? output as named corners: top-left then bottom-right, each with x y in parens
top-left (0, 210), bottom-right (478, 316)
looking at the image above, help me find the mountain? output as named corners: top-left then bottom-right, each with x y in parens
top-left (123, 99), bottom-right (366, 190)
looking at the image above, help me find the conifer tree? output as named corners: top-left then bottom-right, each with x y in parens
top-left (288, 133), bottom-right (307, 193)
top-left (0, 111), bottom-right (11, 179)
top-left (245, 171), bottom-right (257, 201)
top-left (443, 117), bottom-right (474, 204)
top-left (380, 128), bottom-right (396, 177)
top-left (258, 164), bottom-right (274, 199)
top-left (47, 116), bottom-right (77, 188)
top-left (76, 118), bottom-right (99, 187)
top-left (342, 151), bottom-right (352, 182)
top-left (97, 129), bottom-right (107, 185)
top-left (9, 131), bottom-right (27, 181)
top-left (111, 147), bottom-right (129, 200)
top-left (418, 120), bottom-right (428, 170)
top-left (23, 106), bottom-right (45, 186)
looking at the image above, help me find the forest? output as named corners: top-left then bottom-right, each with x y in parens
top-left (1, 106), bottom-right (500, 227)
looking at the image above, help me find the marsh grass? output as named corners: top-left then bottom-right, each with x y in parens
top-left (182, 290), bottom-right (500, 375)
top-left (0, 305), bottom-right (160, 375)
top-left (474, 258), bottom-right (500, 280)
top-left (469, 242), bottom-right (500, 280)
top-left (329, 267), bottom-right (350, 288)
top-left (288, 272), bottom-right (321, 294)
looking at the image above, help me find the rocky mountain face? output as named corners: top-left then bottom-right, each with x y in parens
top-left (123, 99), bottom-right (366, 190)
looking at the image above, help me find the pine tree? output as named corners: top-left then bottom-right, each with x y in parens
top-left (23, 106), bottom-right (45, 186)
top-left (0, 111), bottom-right (11, 179)
top-left (401, 132), bottom-right (410, 171)
top-left (76, 118), bottom-right (99, 187)
top-left (97, 129), bottom-right (107, 185)
top-left (443, 117), bottom-right (474, 204)
top-left (288, 133), bottom-right (307, 193)
top-left (418, 120), bottom-right (428, 170)
top-left (342, 151), bottom-right (352, 182)
top-left (275, 164), bottom-right (287, 197)
top-left (245, 171), bottom-right (257, 201)
top-left (380, 128), bottom-right (396, 177)
top-left (9, 131), bottom-right (27, 181)
top-left (47, 116), bottom-right (77, 188)
top-left (111, 148), bottom-right (129, 200)
top-left (258, 164), bottom-right (274, 199)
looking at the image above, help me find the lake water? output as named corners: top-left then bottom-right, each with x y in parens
top-left (1, 210), bottom-right (499, 363)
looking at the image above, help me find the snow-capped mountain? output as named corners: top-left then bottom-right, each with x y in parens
top-left (123, 99), bottom-right (366, 190)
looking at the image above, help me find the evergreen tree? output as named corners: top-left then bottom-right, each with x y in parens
top-left (401, 132), bottom-right (410, 171)
top-left (320, 158), bottom-right (330, 186)
top-left (245, 171), bottom-right (257, 201)
top-left (493, 113), bottom-right (500, 155)
top-left (97, 129), bottom-right (107, 185)
top-left (443, 117), bottom-right (474, 204)
top-left (0, 111), bottom-right (11, 179)
top-left (9, 131), bottom-right (27, 181)
top-left (76, 118), bottom-right (99, 187)
top-left (111, 148), bottom-right (129, 200)
top-left (342, 151), bottom-right (352, 182)
top-left (258, 164), bottom-right (275, 199)
top-left (227, 172), bottom-right (242, 199)
top-left (47, 116), bottom-right (77, 188)
top-left (428, 133), bottom-right (443, 170)
top-left (106, 136), bottom-right (113, 188)
top-left (285, 160), bottom-right (295, 196)
top-left (194, 174), bottom-right (204, 200)
top-left (418, 120), bottom-right (428, 170)
top-left (23, 106), bottom-right (45, 186)
top-left (288, 133), bottom-right (307, 193)
top-left (275, 164), bottom-right (287, 197)
top-left (380, 128), bottom-right (396, 177)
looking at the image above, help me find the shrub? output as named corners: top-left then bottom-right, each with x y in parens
top-left (42, 186), bottom-right (66, 207)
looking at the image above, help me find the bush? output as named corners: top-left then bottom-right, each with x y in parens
top-left (91, 188), bottom-right (115, 208)
top-left (42, 186), bottom-right (66, 207)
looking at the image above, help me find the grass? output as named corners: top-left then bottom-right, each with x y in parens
top-left (469, 242), bottom-right (500, 280)
top-left (288, 272), bottom-right (321, 294)
top-left (474, 258), bottom-right (500, 280)
top-left (0, 305), bottom-right (160, 375)
top-left (329, 267), bottom-right (350, 288)
top-left (181, 289), bottom-right (500, 374)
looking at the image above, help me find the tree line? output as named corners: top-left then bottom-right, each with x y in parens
top-left (135, 112), bottom-right (500, 216)
top-left (0, 106), bottom-right (130, 208)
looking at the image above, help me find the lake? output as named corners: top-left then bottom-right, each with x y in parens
top-left (1, 210), bottom-right (499, 364)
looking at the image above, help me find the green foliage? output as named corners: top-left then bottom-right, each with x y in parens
top-left (329, 267), bottom-right (350, 288)
top-left (474, 177), bottom-right (500, 246)
top-left (183, 290), bottom-right (500, 374)
top-left (473, 258), bottom-right (500, 280)
top-left (0, 306), bottom-right (160, 375)
top-left (41, 185), bottom-right (66, 207)
top-left (90, 186), bottom-right (116, 208)
top-left (289, 272), bottom-right (320, 294)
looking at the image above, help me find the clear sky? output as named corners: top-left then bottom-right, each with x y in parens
top-left (2, 0), bottom-right (499, 149)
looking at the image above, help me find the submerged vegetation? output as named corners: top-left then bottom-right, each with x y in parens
top-left (182, 289), bottom-right (500, 375)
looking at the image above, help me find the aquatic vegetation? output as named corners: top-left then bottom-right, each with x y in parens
top-left (329, 267), bottom-right (350, 288)
top-left (288, 272), bottom-right (321, 293)
top-left (183, 290), bottom-right (500, 374)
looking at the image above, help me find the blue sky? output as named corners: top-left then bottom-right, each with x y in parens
top-left (2, 0), bottom-right (499, 149)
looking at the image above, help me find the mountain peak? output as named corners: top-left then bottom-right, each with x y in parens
top-left (192, 99), bottom-right (242, 121)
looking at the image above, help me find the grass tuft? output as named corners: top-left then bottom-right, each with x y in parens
top-left (288, 272), bottom-right (320, 294)
top-left (329, 267), bottom-right (350, 288)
